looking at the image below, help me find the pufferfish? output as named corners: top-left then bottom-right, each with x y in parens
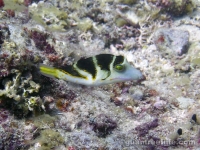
top-left (39, 54), bottom-right (145, 86)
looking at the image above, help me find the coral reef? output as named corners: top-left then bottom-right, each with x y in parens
top-left (0, 0), bottom-right (200, 149)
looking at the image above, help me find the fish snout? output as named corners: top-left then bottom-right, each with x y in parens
top-left (137, 74), bottom-right (146, 83)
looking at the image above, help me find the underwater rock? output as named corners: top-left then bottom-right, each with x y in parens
top-left (0, 108), bottom-right (10, 123)
top-left (34, 129), bottom-right (64, 149)
top-left (130, 89), bottom-right (144, 100)
top-left (29, 4), bottom-right (68, 31)
top-left (153, 28), bottom-right (189, 56)
top-left (0, 70), bottom-right (40, 101)
top-left (90, 114), bottom-right (117, 137)
top-left (0, 0), bottom-right (4, 8)
top-left (27, 29), bottom-right (57, 54)
top-left (188, 42), bottom-right (200, 67)
top-left (33, 114), bottom-right (56, 128)
top-left (0, 108), bottom-right (36, 150)
top-left (77, 17), bottom-right (93, 32)
top-left (2, 0), bottom-right (26, 12)
top-left (0, 0), bottom-right (200, 149)
top-left (154, 0), bottom-right (196, 17)
top-left (0, 70), bottom-right (44, 117)
top-left (176, 97), bottom-right (194, 109)
top-left (168, 128), bottom-right (183, 141)
top-left (135, 118), bottom-right (159, 137)
top-left (0, 24), bottom-right (10, 45)
top-left (116, 0), bottom-right (137, 5)
top-left (153, 99), bottom-right (167, 110)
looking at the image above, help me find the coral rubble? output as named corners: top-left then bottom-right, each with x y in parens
top-left (0, 0), bottom-right (200, 149)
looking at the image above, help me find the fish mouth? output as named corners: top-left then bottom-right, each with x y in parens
top-left (137, 75), bottom-right (146, 83)
top-left (110, 77), bottom-right (131, 82)
top-left (110, 74), bottom-right (146, 83)
top-left (116, 75), bottom-right (146, 83)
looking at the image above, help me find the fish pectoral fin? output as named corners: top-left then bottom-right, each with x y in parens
top-left (101, 70), bottom-right (111, 80)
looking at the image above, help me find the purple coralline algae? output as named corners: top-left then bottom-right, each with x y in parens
top-left (90, 114), bottom-right (117, 137)
top-left (135, 118), bottom-right (159, 137)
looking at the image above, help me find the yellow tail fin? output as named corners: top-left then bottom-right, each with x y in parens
top-left (39, 64), bottom-right (59, 79)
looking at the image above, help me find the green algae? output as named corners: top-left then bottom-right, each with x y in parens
top-left (36, 129), bottom-right (64, 150)
top-left (33, 114), bottom-right (56, 129)
top-left (29, 5), bottom-right (68, 31)
top-left (3, 0), bottom-right (26, 11)
top-left (188, 42), bottom-right (200, 67)
top-left (77, 17), bottom-right (93, 32)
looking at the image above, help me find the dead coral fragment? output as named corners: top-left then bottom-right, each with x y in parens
top-left (0, 70), bottom-right (40, 101)
top-left (188, 42), bottom-right (200, 67)
top-left (116, 0), bottom-right (137, 5)
top-left (0, 24), bottom-right (10, 45)
top-left (3, 0), bottom-right (26, 12)
top-left (5, 9), bottom-right (15, 17)
top-left (168, 128), bottom-right (183, 141)
top-left (0, 110), bottom-right (30, 149)
top-left (90, 114), bottom-right (117, 137)
top-left (115, 1), bottom-right (161, 27)
top-left (77, 17), bottom-right (93, 32)
top-left (151, 0), bottom-right (196, 16)
top-left (35, 129), bottom-right (64, 149)
top-left (27, 29), bottom-right (57, 54)
top-left (29, 30), bottom-right (48, 50)
top-left (153, 28), bottom-right (189, 56)
top-left (33, 114), bottom-right (56, 129)
top-left (0, 108), bottom-right (9, 123)
top-left (29, 4), bottom-right (68, 31)
top-left (0, 59), bottom-right (10, 78)
top-left (0, 70), bottom-right (44, 117)
top-left (135, 118), bottom-right (159, 137)
top-left (0, 0), bottom-right (4, 8)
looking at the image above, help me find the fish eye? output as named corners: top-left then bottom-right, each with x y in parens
top-left (114, 64), bottom-right (125, 72)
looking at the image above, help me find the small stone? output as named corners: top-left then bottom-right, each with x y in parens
top-left (131, 89), bottom-right (144, 100)
top-left (176, 97), bottom-right (195, 109)
top-left (90, 114), bottom-right (117, 137)
top-left (153, 100), bottom-right (166, 110)
top-left (153, 28), bottom-right (189, 56)
top-left (125, 105), bottom-right (134, 113)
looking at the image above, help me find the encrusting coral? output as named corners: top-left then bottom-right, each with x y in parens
top-left (29, 3), bottom-right (68, 31)
top-left (33, 129), bottom-right (64, 150)
top-left (0, 70), bottom-right (44, 118)
top-left (153, 0), bottom-right (197, 16)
